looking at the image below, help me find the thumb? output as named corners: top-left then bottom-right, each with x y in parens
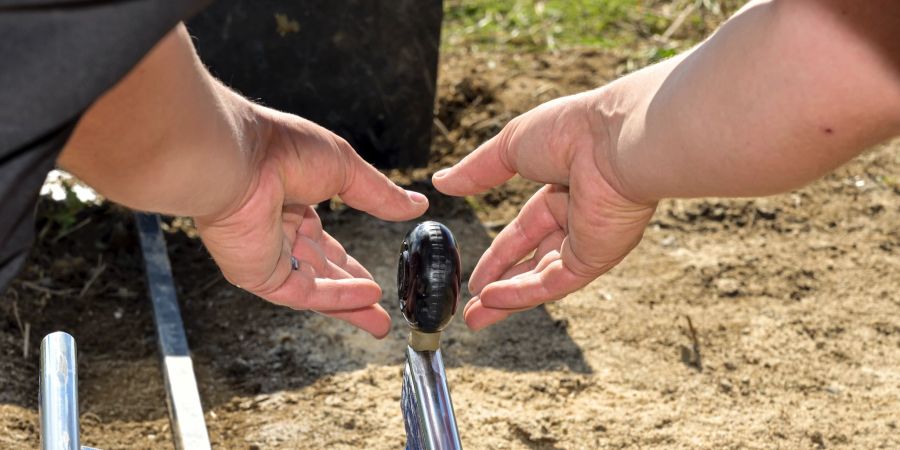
top-left (432, 131), bottom-right (518, 196)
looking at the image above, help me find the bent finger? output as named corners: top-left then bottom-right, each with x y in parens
top-left (322, 304), bottom-right (392, 338)
top-left (479, 259), bottom-right (593, 310)
top-left (496, 229), bottom-right (566, 281)
top-left (463, 297), bottom-right (532, 331)
top-left (469, 185), bottom-right (567, 294)
top-left (321, 231), bottom-right (373, 280)
top-left (264, 273), bottom-right (382, 311)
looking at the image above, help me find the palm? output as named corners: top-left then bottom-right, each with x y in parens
top-left (196, 111), bottom-right (428, 337)
top-left (433, 94), bottom-right (656, 330)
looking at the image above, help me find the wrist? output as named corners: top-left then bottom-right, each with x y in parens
top-left (582, 86), bottom-right (658, 208)
top-left (192, 90), bottom-right (272, 223)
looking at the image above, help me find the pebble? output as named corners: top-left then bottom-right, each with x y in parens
top-left (715, 278), bottom-right (741, 297)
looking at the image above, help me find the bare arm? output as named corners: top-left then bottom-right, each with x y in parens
top-left (607, 0), bottom-right (900, 203)
top-left (434, 0), bottom-right (900, 330)
top-left (58, 24), bottom-right (257, 220)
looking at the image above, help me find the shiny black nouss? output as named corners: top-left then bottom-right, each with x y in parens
top-left (397, 222), bottom-right (462, 333)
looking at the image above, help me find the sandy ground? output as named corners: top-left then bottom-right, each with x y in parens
top-left (2, 46), bottom-right (899, 450)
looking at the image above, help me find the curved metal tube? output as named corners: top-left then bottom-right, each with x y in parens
top-left (40, 331), bottom-right (80, 450)
top-left (402, 347), bottom-right (462, 450)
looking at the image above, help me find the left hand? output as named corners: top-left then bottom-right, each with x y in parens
top-left (432, 93), bottom-right (656, 331)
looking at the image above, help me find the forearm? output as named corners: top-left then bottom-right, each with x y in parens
top-left (597, 0), bottom-right (900, 203)
top-left (58, 23), bottom-right (259, 219)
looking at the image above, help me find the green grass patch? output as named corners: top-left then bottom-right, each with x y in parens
top-left (443, 0), bottom-right (664, 51)
top-left (442, 0), bottom-right (746, 53)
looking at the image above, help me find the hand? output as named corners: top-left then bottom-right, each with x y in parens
top-left (432, 92), bottom-right (656, 331)
top-left (196, 106), bottom-right (428, 338)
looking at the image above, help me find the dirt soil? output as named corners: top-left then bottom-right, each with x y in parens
top-left (2, 49), bottom-right (900, 449)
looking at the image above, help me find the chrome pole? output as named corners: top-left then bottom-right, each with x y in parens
top-left (402, 347), bottom-right (462, 450)
top-left (397, 222), bottom-right (464, 449)
top-left (40, 331), bottom-right (80, 450)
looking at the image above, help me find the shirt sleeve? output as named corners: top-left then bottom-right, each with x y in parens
top-left (0, 0), bottom-right (211, 291)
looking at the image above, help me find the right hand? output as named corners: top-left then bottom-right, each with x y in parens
top-left (432, 92), bottom-right (657, 331)
top-left (196, 107), bottom-right (429, 338)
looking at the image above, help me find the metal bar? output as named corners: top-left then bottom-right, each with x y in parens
top-left (40, 331), bottom-right (80, 450)
top-left (135, 213), bottom-right (212, 450)
top-left (402, 346), bottom-right (462, 450)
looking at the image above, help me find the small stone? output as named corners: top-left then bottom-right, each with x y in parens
top-left (810, 431), bottom-right (826, 448)
top-left (715, 278), bottom-right (741, 297)
top-left (755, 201), bottom-right (777, 220)
top-left (719, 379), bottom-right (733, 393)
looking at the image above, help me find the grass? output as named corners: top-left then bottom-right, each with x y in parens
top-left (442, 0), bottom-right (745, 54)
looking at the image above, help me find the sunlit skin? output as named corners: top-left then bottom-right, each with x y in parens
top-left (434, 0), bottom-right (900, 330)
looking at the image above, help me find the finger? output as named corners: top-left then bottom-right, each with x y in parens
top-left (321, 231), bottom-right (373, 280)
top-left (276, 122), bottom-right (428, 221)
top-left (313, 257), bottom-right (389, 337)
top-left (335, 144), bottom-right (429, 221)
top-left (468, 185), bottom-right (568, 295)
top-left (464, 298), bottom-right (511, 331)
top-left (432, 132), bottom-right (517, 196)
top-left (496, 229), bottom-right (565, 281)
top-left (463, 297), bottom-right (533, 331)
top-left (433, 95), bottom-right (586, 196)
top-left (322, 304), bottom-right (392, 338)
top-left (291, 235), bottom-right (329, 274)
top-left (281, 204), bottom-right (322, 241)
top-left (342, 255), bottom-right (373, 281)
top-left (322, 257), bottom-right (354, 280)
top-left (533, 249), bottom-right (562, 273)
top-left (263, 273), bottom-right (382, 311)
top-left (476, 250), bottom-right (562, 320)
top-left (296, 206), bottom-right (324, 242)
top-left (479, 258), bottom-right (593, 310)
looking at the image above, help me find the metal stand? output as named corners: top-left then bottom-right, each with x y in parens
top-left (39, 332), bottom-right (99, 450)
top-left (136, 213), bottom-right (211, 450)
top-left (397, 222), bottom-right (464, 449)
top-left (38, 214), bottom-right (210, 449)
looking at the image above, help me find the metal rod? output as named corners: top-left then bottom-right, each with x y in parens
top-left (135, 213), bottom-right (212, 450)
top-left (402, 346), bottom-right (462, 450)
top-left (40, 331), bottom-right (80, 450)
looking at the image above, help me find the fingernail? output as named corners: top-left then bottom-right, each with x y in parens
top-left (407, 191), bottom-right (428, 204)
top-left (433, 168), bottom-right (450, 179)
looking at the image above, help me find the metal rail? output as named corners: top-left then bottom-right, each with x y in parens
top-left (135, 213), bottom-right (212, 450)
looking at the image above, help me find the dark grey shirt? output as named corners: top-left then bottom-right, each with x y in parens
top-left (0, 0), bottom-right (210, 290)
